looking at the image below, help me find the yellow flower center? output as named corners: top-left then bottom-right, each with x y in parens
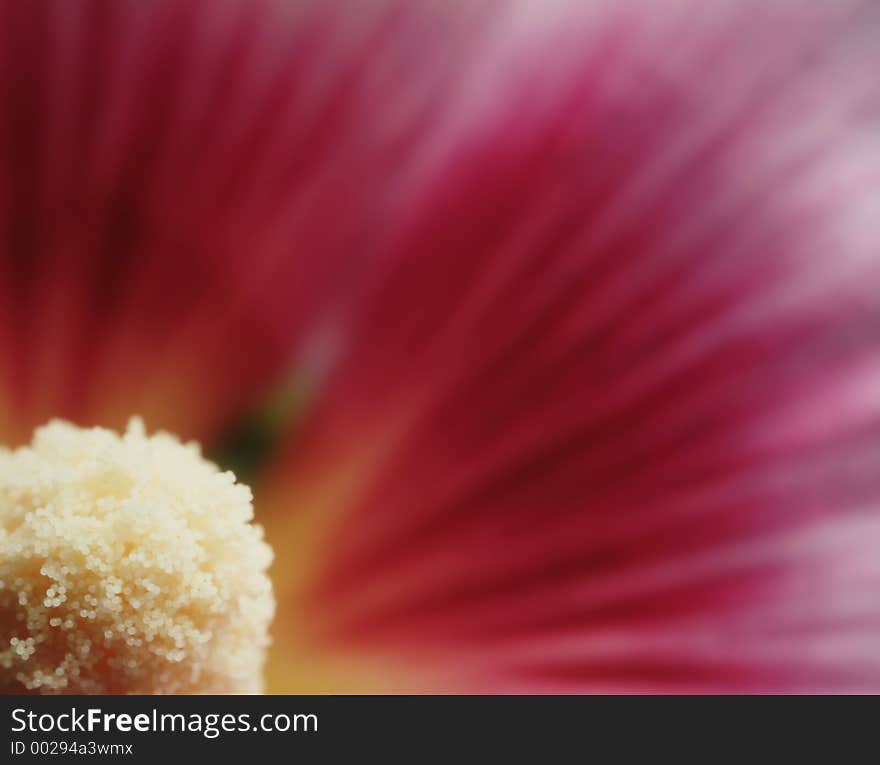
top-left (0, 418), bottom-right (274, 694)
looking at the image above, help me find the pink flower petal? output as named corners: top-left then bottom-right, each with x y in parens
top-left (261, 0), bottom-right (880, 691)
top-left (0, 0), bottom-right (484, 442)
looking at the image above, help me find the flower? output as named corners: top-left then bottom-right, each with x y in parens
top-left (1, 0), bottom-right (879, 693)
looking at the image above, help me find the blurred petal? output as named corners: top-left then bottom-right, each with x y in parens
top-left (0, 0), bottom-right (486, 443)
top-left (261, 0), bottom-right (880, 691)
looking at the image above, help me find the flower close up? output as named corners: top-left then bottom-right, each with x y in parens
top-left (0, 0), bottom-right (879, 694)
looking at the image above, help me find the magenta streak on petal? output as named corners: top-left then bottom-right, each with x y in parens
top-left (258, 1), bottom-right (880, 691)
top-left (0, 0), bottom-right (498, 442)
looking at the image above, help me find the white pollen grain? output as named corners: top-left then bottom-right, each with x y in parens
top-left (0, 418), bottom-right (274, 694)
